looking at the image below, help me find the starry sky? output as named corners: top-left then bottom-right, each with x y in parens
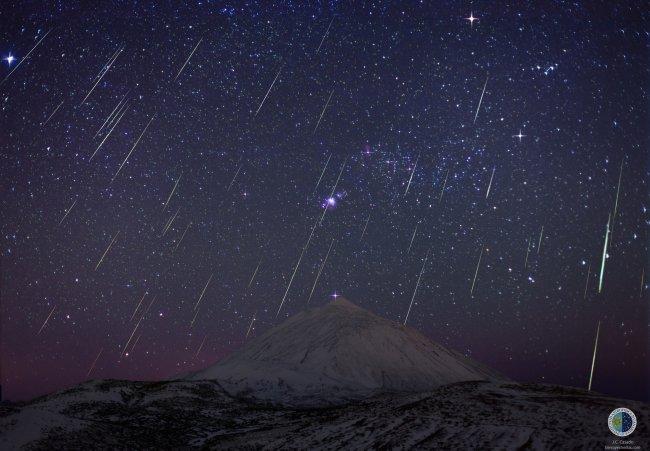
top-left (1, 1), bottom-right (648, 403)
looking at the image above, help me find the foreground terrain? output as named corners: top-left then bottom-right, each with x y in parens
top-left (1, 378), bottom-right (648, 449)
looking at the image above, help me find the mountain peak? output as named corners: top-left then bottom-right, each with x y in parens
top-left (189, 297), bottom-right (504, 406)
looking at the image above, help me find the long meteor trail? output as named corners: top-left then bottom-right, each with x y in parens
top-left (37, 306), bottom-right (56, 335)
top-left (112, 114), bottom-right (156, 182)
top-left (404, 153), bottom-right (420, 196)
top-left (95, 230), bottom-right (120, 271)
top-left (470, 246), bottom-right (484, 296)
top-left (313, 88), bottom-right (334, 134)
top-left (485, 167), bottom-right (495, 198)
top-left (598, 215), bottom-right (610, 293)
top-left (587, 320), bottom-right (601, 391)
top-left (90, 101), bottom-right (129, 161)
top-left (58, 199), bottom-right (77, 226)
top-left (163, 172), bottom-right (182, 210)
top-left (255, 63), bottom-right (284, 116)
top-left (175, 38), bottom-right (203, 81)
top-left (312, 153), bottom-right (332, 195)
top-left (307, 238), bottom-right (335, 304)
top-left (473, 73), bottom-right (489, 124)
top-left (80, 46), bottom-right (123, 106)
top-left (404, 250), bottom-right (430, 325)
top-left (1, 29), bottom-right (53, 86)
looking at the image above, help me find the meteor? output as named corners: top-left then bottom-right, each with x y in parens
top-left (162, 172), bottom-right (182, 210)
top-left (255, 62), bottom-right (284, 116)
top-left (245, 313), bottom-right (257, 338)
top-left (58, 199), bottom-right (77, 226)
top-left (42, 100), bottom-right (64, 127)
top-left (315, 17), bottom-right (334, 54)
top-left (319, 157), bottom-right (347, 225)
top-left (247, 257), bottom-right (263, 289)
top-left (407, 223), bottom-right (418, 254)
top-left (613, 159), bottom-right (624, 219)
top-left (195, 274), bottom-right (213, 311)
top-left (95, 230), bottom-right (120, 271)
top-left (524, 237), bottom-right (531, 269)
top-left (312, 153), bottom-right (331, 196)
top-left (161, 207), bottom-right (180, 237)
top-left (80, 46), bottom-right (123, 106)
top-left (598, 215), bottom-right (610, 293)
top-left (404, 152), bottom-right (420, 196)
top-left (94, 92), bottom-right (129, 138)
top-left (37, 306), bottom-right (56, 335)
top-left (439, 169), bottom-right (449, 201)
top-left (360, 213), bottom-right (371, 241)
top-left (174, 37), bottom-right (203, 81)
top-left (130, 292), bottom-right (148, 322)
top-left (307, 238), bottom-right (335, 304)
top-left (313, 88), bottom-right (334, 134)
top-left (403, 250), bottom-right (430, 325)
top-left (473, 73), bottom-right (489, 124)
top-left (90, 100), bottom-right (129, 161)
top-left (485, 167), bottom-right (495, 199)
top-left (1, 29), bottom-right (53, 86)
top-left (227, 163), bottom-right (243, 192)
top-left (112, 114), bottom-right (156, 182)
top-left (641, 268), bottom-right (645, 299)
top-left (277, 214), bottom-right (321, 317)
top-left (194, 334), bottom-right (207, 358)
top-left (120, 315), bottom-right (143, 359)
top-left (537, 226), bottom-right (544, 254)
top-left (587, 320), bottom-right (600, 391)
top-left (470, 246), bottom-right (484, 296)
top-left (173, 222), bottom-right (192, 252)
top-left (86, 348), bottom-right (103, 377)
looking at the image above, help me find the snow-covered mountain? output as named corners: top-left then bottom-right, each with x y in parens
top-left (187, 297), bottom-right (504, 405)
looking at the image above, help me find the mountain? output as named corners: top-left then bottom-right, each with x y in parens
top-left (187, 297), bottom-right (504, 405)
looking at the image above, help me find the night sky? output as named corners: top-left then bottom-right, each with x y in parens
top-left (1, 1), bottom-right (648, 403)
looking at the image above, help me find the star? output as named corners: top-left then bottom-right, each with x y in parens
top-left (513, 129), bottom-right (526, 141)
top-left (465, 12), bottom-right (478, 27)
top-left (331, 292), bottom-right (340, 300)
top-left (4, 54), bottom-right (15, 66)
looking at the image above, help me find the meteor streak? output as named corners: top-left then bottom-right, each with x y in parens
top-left (587, 320), bottom-right (600, 391)
top-left (95, 230), bottom-right (120, 271)
top-left (227, 163), bottom-right (243, 192)
top-left (313, 88), bottom-right (334, 134)
top-left (94, 92), bottom-right (129, 138)
top-left (175, 38), bottom-right (203, 81)
top-left (112, 114), bottom-right (156, 182)
top-left (120, 315), bottom-right (143, 359)
top-left (90, 100), bottom-right (129, 161)
top-left (174, 222), bottom-right (192, 252)
top-left (161, 207), bottom-right (180, 237)
top-left (87, 348), bottom-right (103, 377)
top-left (598, 215), bottom-right (610, 293)
top-left (194, 334), bottom-right (207, 358)
top-left (404, 153), bottom-right (420, 196)
top-left (470, 246), bottom-right (484, 296)
top-left (319, 157), bottom-right (347, 225)
top-left (404, 250), bottom-right (430, 325)
top-left (247, 257), bottom-right (263, 289)
top-left (307, 238), bottom-right (335, 304)
top-left (163, 172), bottom-right (182, 210)
top-left (195, 274), bottom-right (213, 311)
top-left (537, 226), bottom-right (544, 254)
top-left (407, 223), bottom-right (418, 254)
top-left (524, 237), bottom-right (531, 269)
top-left (80, 46), bottom-right (123, 106)
top-left (312, 153), bottom-right (331, 195)
top-left (1, 29), bottom-right (53, 86)
top-left (473, 73), bottom-right (489, 124)
top-left (439, 169), bottom-right (449, 201)
top-left (58, 199), bottom-right (77, 226)
top-left (360, 213), bottom-right (371, 241)
top-left (315, 18), bottom-right (334, 54)
top-left (42, 100), bottom-right (64, 127)
top-left (613, 159), bottom-right (624, 218)
top-left (246, 313), bottom-right (257, 338)
top-left (255, 62), bottom-right (284, 116)
top-left (38, 306), bottom-right (56, 335)
top-left (130, 292), bottom-right (148, 322)
top-left (485, 167), bottom-right (495, 198)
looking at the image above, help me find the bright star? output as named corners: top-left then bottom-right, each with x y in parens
top-left (465, 12), bottom-right (478, 27)
top-left (331, 292), bottom-right (340, 299)
top-left (513, 129), bottom-right (526, 141)
top-left (4, 54), bottom-right (16, 66)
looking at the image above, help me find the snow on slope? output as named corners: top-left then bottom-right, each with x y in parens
top-left (188, 298), bottom-right (504, 405)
